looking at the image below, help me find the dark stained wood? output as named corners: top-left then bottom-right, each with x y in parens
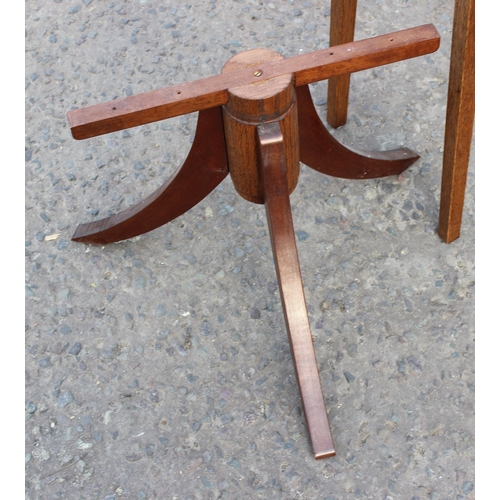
top-left (438, 0), bottom-right (474, 243)
top-left (327, 0), bottom-right (358, 128)
top-left (66, 24), bottom-right (447, 459)
top-left (222, 49), bottom-right (300, 204)
top-left (297, 85), bottom-right (419, 178)
top-left (67, 25), bottom-right (439, 140)
top-left (72, 107), bottom-right (228, 244)
top-left (257, 122), bottom-right (335, 459)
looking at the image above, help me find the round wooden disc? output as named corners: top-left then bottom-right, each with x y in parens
top-left (222, 49), bottom-right (294, 122)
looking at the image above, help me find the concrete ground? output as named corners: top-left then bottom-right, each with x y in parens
top-left (25, 0), bottom-right (474, 498)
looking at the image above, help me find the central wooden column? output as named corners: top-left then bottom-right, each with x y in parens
top-left (221, 49), bottom-right (300, 204)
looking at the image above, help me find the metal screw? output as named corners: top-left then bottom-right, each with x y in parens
top-left (254, 70), bottom-right (263, 77)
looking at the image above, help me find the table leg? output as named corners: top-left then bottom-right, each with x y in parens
top-left (72, 107), bottom-right (229, 245)
top-left (297, 85), bottom-right (419, 179)
top-left (327, 0), bottom-right (358, 128)
top-left (438, 0), bottom-right (475, 243)
top-left (258, 122), bottom-right (336, 459)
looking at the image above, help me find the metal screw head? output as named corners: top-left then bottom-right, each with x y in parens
top-left (253, 70), bottom-right (263, 77)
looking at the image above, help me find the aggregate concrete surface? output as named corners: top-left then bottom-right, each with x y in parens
top-left (25, 0), bottom-right (474, 498)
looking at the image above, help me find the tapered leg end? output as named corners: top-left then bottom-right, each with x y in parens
top-left (314, 448), bottom-right (336, 460)
top-left (71, 222), bottom-right (110, 244)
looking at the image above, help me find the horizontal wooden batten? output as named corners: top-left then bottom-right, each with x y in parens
top-left (68, 24), bottom-right (439, 140)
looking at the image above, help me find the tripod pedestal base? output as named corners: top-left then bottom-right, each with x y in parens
top-left (67, 26), bottom-right (440, 458)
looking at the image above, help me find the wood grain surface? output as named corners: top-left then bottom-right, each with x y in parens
top-left (327, 0), bottom-right (359, 128)
top-left (222, 49), bottom-right (300, 204)
top-left (257, 122), bottom-right (336, 459)
top-left (67, 25), bottom-right (439, 140)
top-left (72, 107), bottom-right (228, 244)
top-left (438, 0), bottom-right (475, 243)
top-left (297, 85), bottom-right (419, 178)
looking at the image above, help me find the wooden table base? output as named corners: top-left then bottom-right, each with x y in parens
top-left (66, 26), bottom-right (440, 458)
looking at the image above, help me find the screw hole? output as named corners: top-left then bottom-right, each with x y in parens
top-left (177, 91), bottom-right (182, 95)
top-left (112, 107), bottom-right (117, 110)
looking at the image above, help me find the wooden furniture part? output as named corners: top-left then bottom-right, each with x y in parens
top-left (67, 25), bottom-right (440, 459)
top-left (327, 0), bottom-right (358, 128)
top-left (327, 0), bottom-right (475, 243)
top-left (438, 0), bottom-right (475, 243)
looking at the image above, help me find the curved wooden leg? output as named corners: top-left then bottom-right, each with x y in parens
top-left (257, 122), bottom-right (335, 460)
top-left (72, 107), bottom-right (229, 244)
top-left (297, 85), bottom-right (419, 179)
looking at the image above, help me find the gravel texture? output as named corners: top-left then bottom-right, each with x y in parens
top-left (25, 0), bottom-right (474, 498)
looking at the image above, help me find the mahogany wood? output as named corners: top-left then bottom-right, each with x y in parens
top-left (438, 0), bottom-right (475, 243)
top-left (222, 49), bottom-right (300, 204)
top-left (257, 122), bottom-right (335, 459)
top-left (297, 85), bottom-right (419, 178)
top-left (72, 107), bottom-right (228, 244)
top-left (67, 25), bottom-right (439, 140)
top-left (221, 49), bottom-right (295, 119)
top-left (67, 26), bottom-right (443, 458)
top-left (327, 0), bottom-right (358, 128)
